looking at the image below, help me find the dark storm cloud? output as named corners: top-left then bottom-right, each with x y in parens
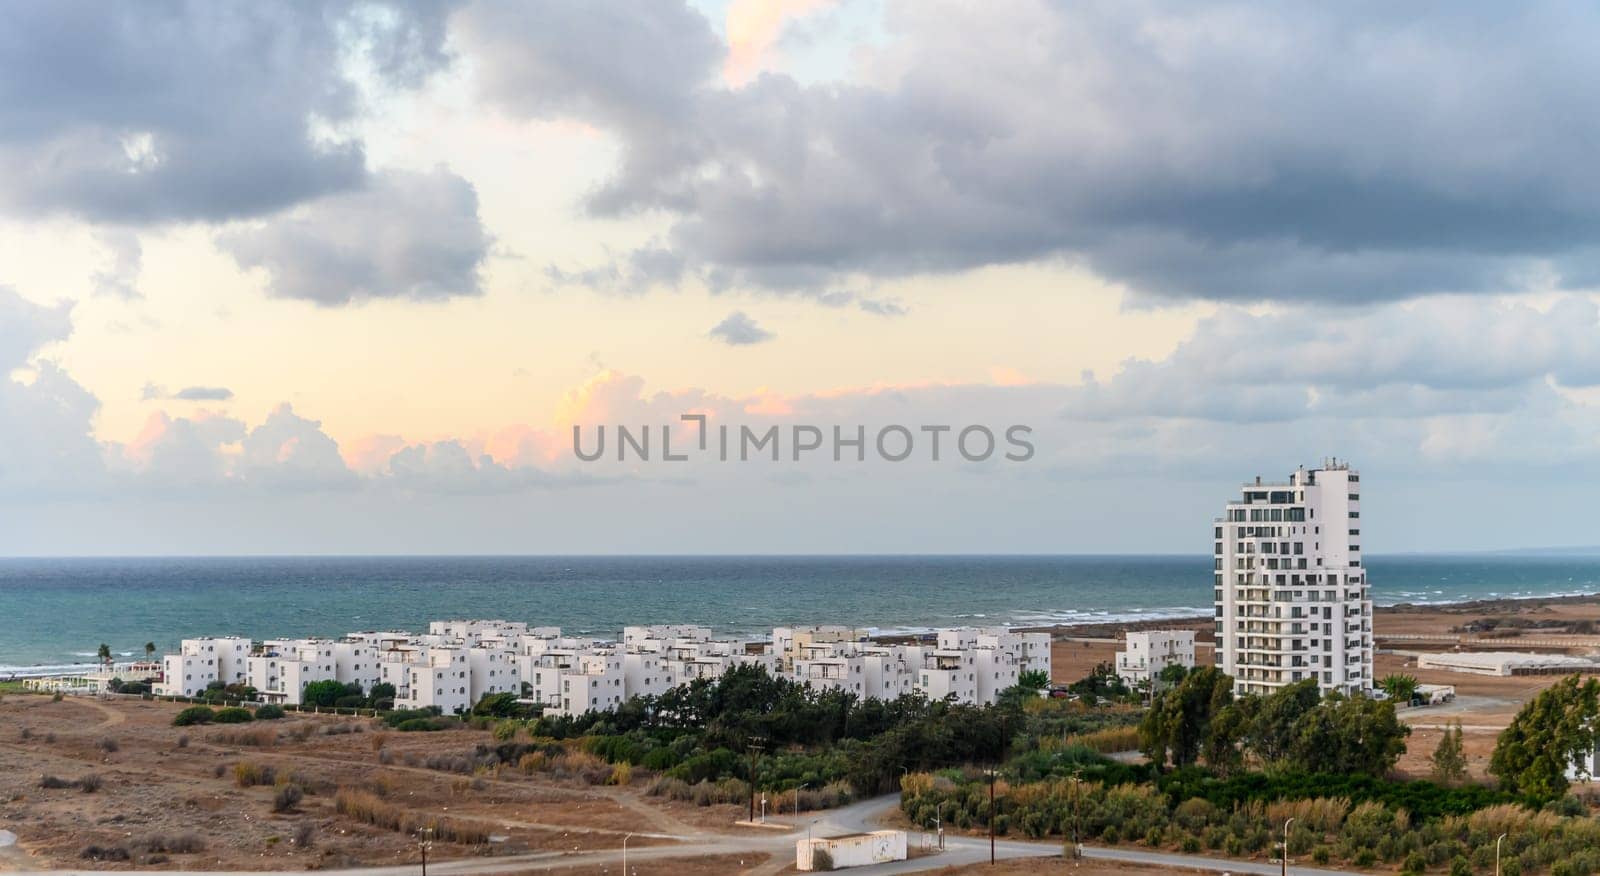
top-left (463, 0), bottom-right (1600, 304)
top-left (0, 1), bottom-right (456, 223)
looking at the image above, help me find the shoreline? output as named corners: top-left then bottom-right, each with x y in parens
top-left (8, 591), bottom-right (1600, 681)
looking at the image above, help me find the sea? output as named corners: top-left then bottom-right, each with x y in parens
top-left (3, 554), bottom-right (1599, 677)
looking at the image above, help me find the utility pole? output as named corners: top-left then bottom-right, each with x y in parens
top-left (746, 740), bottom-right (763, 824)
top-left (988, 767), bottom-right (996, 865)
top-left (1281, 817), bottom-right (1294, 876)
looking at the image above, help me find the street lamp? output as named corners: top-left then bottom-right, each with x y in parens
top-left (1496, 832), bottom-right (1507, 876)
top-left (760, 796), bottom-right (768, 823)
top-left (1280, 817), bottom-right (1294, 876)
top-left (794, 782), bottom-right (808, 816)
top-left (808, 818), bottom-right (821, 843)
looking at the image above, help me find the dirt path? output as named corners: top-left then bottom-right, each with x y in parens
top-left (67, 696), bottom-right (126, 730)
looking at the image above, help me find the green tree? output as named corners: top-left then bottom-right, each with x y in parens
top-left (1242, 678), bottom-right (1321, 766)
top-left (1431, 720), bottom-right (1467, 784)
top-left (1490, 674), bottom-right (1600, 803)
top-left (1139, 666), bottom-right (1233, 768)
top-left (1379, 673), bottom-right (1420, 704)
top-left (1287, 692), bottom-right (1409, 776)
top-left (144, 642), bottom-right (156, 661)
top-left (303, 679), bottom-right (359, 708)
top-left (369, 682), bottom-right (397, 707)
top-left (97, 643), bottom-right (112, 665)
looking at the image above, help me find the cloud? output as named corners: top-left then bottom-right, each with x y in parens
top-left (172, 386), bottom-right (234, 402)
top-left (708, 310), bottom-right (775, 345)
top-left (142, 383), bottom-right (234, 402)
top-left (1064, 296), bottom-right (1600, 422)
top-left (218, 168), bottom-right (490, 305)
top-left (90, 230), bottom-right (142, 299)
top-left (724, 0), bottom-right (836, 84)
top-left (459, 0), bottom-right (1600, 304)
top-left (0, 1), bottom-right (456, 223)
top-left (0, 288), bottom-right (103, 495)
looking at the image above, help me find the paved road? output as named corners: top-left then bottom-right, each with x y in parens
top-left (13, 796), bottom-right (1364, 875)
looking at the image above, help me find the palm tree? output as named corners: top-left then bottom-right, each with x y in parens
top-left (97, 643), bottom-right (112, 666)
top-left (144, 642), bottom-right (156, 662)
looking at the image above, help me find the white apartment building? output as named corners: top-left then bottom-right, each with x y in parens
top-left (155, 636), bottom-right (251, 697)
top-left (398, 647), bottom-right (473, 714)
top-left (1115, 630), bottom-right (1196, 687)
top-left (1214, 460), bottom-right (1373, 696)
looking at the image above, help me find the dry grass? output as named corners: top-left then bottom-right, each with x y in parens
top-left (1058, 725), bottom-right (1141, 753)
top-left (211, 726), bottom-right (278, 747)
top-left (333, 788), bottom-right (488, 845)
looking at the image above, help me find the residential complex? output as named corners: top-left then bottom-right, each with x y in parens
top-left (1114, 630), bottom-right (1196, 687)
top-left (1213, 460), bottom-right (1373, 696)
top-left (153, 621), bottom-right (1051, 713)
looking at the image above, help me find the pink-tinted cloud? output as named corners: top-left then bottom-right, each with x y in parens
top-left (724, 0), bottom-right (835, 85)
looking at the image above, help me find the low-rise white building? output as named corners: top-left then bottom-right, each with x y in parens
top-left (154, 619), bottom-right (1052, 714)
top-left (1115, 630), bottom-right (1196, 687)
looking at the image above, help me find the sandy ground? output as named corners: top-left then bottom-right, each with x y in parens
top-left (0, 695), bottom-right (752, 872)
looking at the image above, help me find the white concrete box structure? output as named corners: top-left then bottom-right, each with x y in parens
top-left (1214, 460), bottom-right (1373, 696)
top-left (797, 831), bottom-right (907, 870)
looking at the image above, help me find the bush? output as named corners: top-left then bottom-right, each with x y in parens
top-left (172, 706), bottom-right (216, 726)
top-left (292, 823), bottom-right (315, 849)
top-left (77, 774), bottom-right (104, 793)
top-left (80, 844), bottom-right (131, 862)
top-left (96, 736), bottom-right (119, 752)
top-left (812, 848), bottom-right (834, 871)
top-left (213, 707), bottom-right (253, 724)
top-left (39, 774), bottom-right (73, 789)
top-left (234, 761), bottom-right (277, 788)
top-left (212, 726), bottom-right (278, 747)
top-left (176, 735), bottom-right (190, 748)
top-left (134, 834), bottom-right (205, 854)
top-left (396, 717), bottom-right (454, 732)
top-left (334, 788), bottom-right (488, 844)
top-left (255, 704), bottom-right (286, 720)
top-left (273, 783), bottom-right (304, 813)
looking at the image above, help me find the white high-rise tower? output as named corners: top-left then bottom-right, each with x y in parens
top-left (1213, 460), bottom-right (1372, 696)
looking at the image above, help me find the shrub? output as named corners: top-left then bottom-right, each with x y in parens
top-left (77, 774), bottom-right (104, 793)
top-left (176, 735), bottom-right (190, 748)
top-left (234, 761), bottom-right (277, 788)
top-left (134, 834), bottom-right (205, 854)
top-left (812, 848), bottom-right (834, 871)
top-left (333, 788), bottom-right (488, 844)
top-left (273, 783), bottom-right (304, 813)
top-left (292, 823), bottom-right (315, 849)
top-left (96, 736), bottom-right (119, 753)
top-left (172, 706), bottom-right (216, 726)
top-left (255, 705), bottom-right (286, 720)
top-left (213, 707), bottom-right (253, 724)
top-left (80, 844), bottom-right (131, 861)
top-left (39, 775), bottom-right (73, 789)
top-left (212, 726), bottom-right (278, 747)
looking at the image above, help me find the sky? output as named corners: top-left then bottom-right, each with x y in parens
top-left (3, 0), bottom-right (1600, 556)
